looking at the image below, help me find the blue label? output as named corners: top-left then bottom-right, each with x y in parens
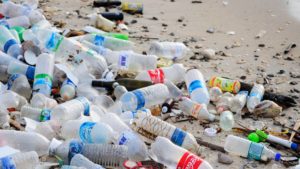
top-left (249, 92), bottom-right (263, 101)
top-left (118, 134), bottom-right (128, 145)
top-left (119, 53), bottom-right (128, 68)
top-left (94, 35), bottom-right (105, 46)
top-left (132, 90), bottom-right (145, 110)
top-left (68, 140), bottom-right (83, 162)
top-left (76, 97), bottom-right (90, 116)
top-left (4, 39), bottom-right (17, 53)
top-left (7, 74), bottom-right (20, 90)
top-left (1, 156), bottom-right (16, 169)
top-left (33, 78), bottom-right (52, 93)
top-left (26, 66), bottom-right (35, 80)
top-left (238, 90), bottom-right (249, 96)
top-left (46, 32), bottom-right (63, 51)
top-left (40, 109), bottom-right (51, 122)
top-left (171, 128), bottom-right (187, 146)
top-left (188, 80), bottom-right (203, 94)
top-left (247, 142), bottom-right (264, 160)
top-left (79, 122), bottom-right (96, 143)
top-left (63, 78), bottom-right (76, 88)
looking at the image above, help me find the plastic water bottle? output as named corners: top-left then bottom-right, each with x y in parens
top-left (21, 105), bottom-right (51, 122)
top-left (70, 154), bottom-right (104, 169)
top-left (164, 80), bottom-right (183, 100)
top-left (0, 130), bottom-right (50, 156)
top-left (7, 74), bottom-right (32, 99)
top-left (219, 111), bottom-right (235, 131)
top-left (135, 63), bottom-right (186, 84)
top-left (0, 151), bottom-right (39, 169)
top-left (149, 41), bottom-right (189, 61)
top-left (120, 84), bottom-right (170, 111)
top-left (0, 15), bottom-right (31, 28)
top-left (0, 65), bottom-right (9, 83)
top-left (0, 106), bottom-right (9, 128)
top-left (247, 84), bottom-right (265, 113)
top-left (0, 90), bottom-right (27, 110)
top-left (215, 92), bottom-right (234, 114)
top-left (94, 14), bottom-right (116, 32)
top-left (0, 50), bottom-right (19, 66)
top-left (132, 112), bottom-right (200, 154)
top-left (209, 87), bottom-right (223, 102)
top-left (24, 117), bottom-right (56, 140)
top-left (208, 76), bottom-right (241, 94)
top-left (178, 97), bottom-right (215, 122)
top-left (30, 93), bottom-right (58, 109)
top-left (113, 82), bottom-right (127, 100)
top-left (150, 136), bottom-right (213, 169)
top-left (7, 60), bottom-right (35, 80)
top-left (224, 135), bottom-right (281, 161)
top-left (0, 25), bottom-right (22, 58)
top-left (230, 91), bottom-right (248, 113)
top-left (33, 53), bottom-right (55, 96)
top-left (120, 108), bottom-right (151, 125)
top-left (60, 78), bottom-right (77, 101)
top-left (185, 69), bottom-right (210, 105)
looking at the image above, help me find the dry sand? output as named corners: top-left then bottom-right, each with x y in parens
top-left (38, 0), bottom-right (300, 168)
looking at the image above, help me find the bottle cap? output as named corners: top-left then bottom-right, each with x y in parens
top-left (204, 128), bottom-right (217, 137)
top-left (291, 143), bottom-right (298, 151)
top-left (248, 133), bottom-right (260, 143)
top-left (275, 153), bottom-right (281, 161)
top-left (255, 130), bottom-right (268, 142)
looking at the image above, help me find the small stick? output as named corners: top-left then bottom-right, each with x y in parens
top-left (195, 137), bottom-right (226, 153)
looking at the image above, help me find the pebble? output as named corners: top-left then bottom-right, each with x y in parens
top-left (290, 81), bottom-right (298, 85)
top-left (277, 70), bottom-right (285, 74)
top-left (151, 16), bottom-right (158, 20)
top-left (130, 20), bottom-right (137, 24)
top-left (240, 75), bottom-right (247, 80)
top-left (258, 44), bottom-right (265, 48)
top-left (218, 153), bottom-right (233, 165)
top-left (207, 28), bottom-right (215, 33)
top-left (162, 23), bottom-right (168, 27)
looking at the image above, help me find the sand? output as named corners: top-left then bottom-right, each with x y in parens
top-left (33, 0), bottom-right (300, 168)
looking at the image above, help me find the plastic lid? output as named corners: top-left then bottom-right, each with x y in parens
top-left (275, 153), bottom-right (281, 161)
top-left (10, 26), bottom-right (25, 42)
top-left (24, 50), bottom-right (37, 65)
top-left (248, 133), bottom-right (260, 143)
top-left (204, 128), bottom-right (217, 137)
top-left (291, 143), bottom-right (298, 151)
top-left (255, 130), bottom-right (268, 142)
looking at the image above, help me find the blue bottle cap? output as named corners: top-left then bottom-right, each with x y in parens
top-left (275, 153), bottom-right (281, 161)
top-left (291, 143), bottom-right (298, 151)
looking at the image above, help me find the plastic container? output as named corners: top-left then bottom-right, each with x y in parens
top-left (7, 74), bottom-right (32, 99)
top-left (7, 61), bottom-right (35, 80)
top-left (209, 76), bottom-right (241, 94)
top-left (220, 111), bottom-right (235, 131)
top-left (120, 84), bottom-right (170, 111)
top-left (149, 41), bottom-right (189, 61)
top-left (209, 87), bottom-right (223, 102)
top-left (135, 63), bottom-right (186, 84)
top-left (216, 92), bottom-right (234, 114)
top-left (30, 93), bottom-right (58, 109)
top-left (178, 97), bottom-right (215, 121)
top-left (0, 50), bottom-right (19, 66)
top-left (164, 80), bottom-right (183, 100)
top-left (24, 117), bottom-right (56, 140)
top-left (224, 135), bottom-right (281, 161)
top-left (0, 151), bottom-right (39, 169)
top-left (0, 25), bottom-right (22, 58)
top-left (185, 69), bottom-right (210, 105)
top-left (150, 136), bottom-right (213, 169)
top-left (0, 90), bottom-right (27, 110)
top-left (33, 53), bottom-right (55, 96)
top-left (247, 84), bottom-right (265, 113)
top-left (231, 91), bottom-right (248, 113)
top-left (70, 154), bottom-right (104, 169)
top-left (94, 14), bottom-right (116, 32)
top-left (60, 78), bottom-right (76, 101)
top-left (1, 15), bottom-right (31, 28)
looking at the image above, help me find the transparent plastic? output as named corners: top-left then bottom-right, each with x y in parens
top-left (247, 84), bottom-right (265, 113)
top-left (70, 154), bottom-right (104, 169)
top-left (7, 74), bottom-right (32, 99)
top-left (231, 91), bottom-right (248, 113)
top-left (219, 111), bottom-right (235, 131)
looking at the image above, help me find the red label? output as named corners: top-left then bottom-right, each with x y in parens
top-left (147, 68), bottom-right (165, 83)
top-left (177, 152), bottom-right (203, 169)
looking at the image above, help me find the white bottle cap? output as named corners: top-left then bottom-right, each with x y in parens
top-left (204, 128), bottom-right (217, 137)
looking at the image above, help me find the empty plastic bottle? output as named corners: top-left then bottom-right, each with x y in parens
top-left (215, 92), bottom-right (234, 114)
top-left (33, 53), bottom-right (55, 96)
top-left (0, 151), bottom-right (39, 169)
top-left (231, 91), bottom-right (248, 113)
top-left (247, 84), bottom-right (265, 113)
top-left (185, 69), bottom-right (210, 105)
top-left (0, 50), bottom-right (19, 66)
top-left (0, 130), bottom-right (50, 156)
top-left (164, 80), bottom-right (183, 100)
top-left (70, 154), bottom-right (104, 169)
top-left (94, 14), bottom-right (116, 32)
top-left (120, 83), bottom-right (170, 111)
top-left (24, 117), bottom-right (56, 140)
top-left (30, 93), bottom-right (58, 109)
top-left (21, 105), bottom-right (51, 122)
top-left (209, 87), bottom-right (223, 102)
top-left (60, 78), bottom-right (77, 101)
top-left (178, 97), bottom-right (215, 122)
top-left (120, 108), bottom-right (151, 125)
top-left (113, 82), bottom-right (127, 100)
top-left (132, 112), bottom-right (200, 154)
top-left (224, 135), bottom-right (281, 162)
top-left (0, 25), bottom-right (22, 58)
top-left (208, 76), bottom-right (241, 94)
top-left (61, 165), bottom-right (86, 169)
top-left (7, 74), bottom-right (32, 99)
top-left (135, 63), bottom-right (186, 84)
top-left (149, 41), bottom-right (189, 61)
top-left (150, 136), bottom-right (213, 169)
top-left (7, 60), bottom-right (35, 80)
top-left (0, 15), bottom-right (31, 28)
top-left (0, 90), bottom-right (27, 110)
top-left (0, 106), bottom-right (9, 128)
top-left (219, 110), bottom-right (235, 131)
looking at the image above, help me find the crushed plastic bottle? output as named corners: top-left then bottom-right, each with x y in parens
top-left (219, 110), bottom-right (235, 131)
top-left (0, 151), bottom-right (39, 169)
top-left (231, 90), bottom-right (248, 113)
top-left (209, 87), bottom-right (223, 102)
top-left (149, 41), bottom-right (190, 61)
top-left (247, 84), bottom-right (265, 113)
top-left (216, 92), bottom-right (234, 114)
top-left (7, 60), bottom-right (35, 80)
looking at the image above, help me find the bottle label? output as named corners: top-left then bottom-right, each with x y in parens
top-left (94, 35), bottom-right (105, 46)
top-left (68, 140), bottom-right (83, 162)
top-left (33, 74), bottom-right (53, 94)
top-left (132, 90), bottom-right (145, 110)
top-left (209, 77), bottom-right (240, 93)
top-left (171, 128), bottom-right (187, 146)
top-left (63, 78), bottom-right (76, 88)
top-left (119, 52), bottom-right (129, 69)
top-left (188, 80), bottom-right (203, 94)
top-left (247, 142), bottom-right (264, 160)
top-left (176, 152), bottom-right (203, 169)
top-left (40, 109), bottom-right (51, 122)
top-left (147, 68), bottom-right (165, 83)
top-left (7, 74), bottom-right (20, 90)
top-left (191, 104), bottom-right (201, 118)
top-left (76, 97), bottom-right (90, 116)
top-left (3, 39), bottom-right (17, 54)
top-left (26, 66), bottom-right (35, 80)
top-left (1, 156), bottom-right (16, 169)
top-left (79, 122), bottom-right (96, 143)
top-left (46, 32), bottom-right (64, 52)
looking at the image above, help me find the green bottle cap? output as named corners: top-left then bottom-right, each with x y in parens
top-left (248, 132), bottom-right (260, 143)
top-left (255, 130), bottom-right (268, 142)
top-left (107, 33), bottom-right (128, 40)
top-left (10, 26), bottom-right (25, 42)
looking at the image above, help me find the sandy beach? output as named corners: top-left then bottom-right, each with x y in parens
top-left (13, 0), bottom-right (300, 168)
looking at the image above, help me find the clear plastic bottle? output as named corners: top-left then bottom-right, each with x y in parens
top-left (119, 108), bottom-right (151, 125)
top-left (0, 25), bottom-right (22, 58)
top-left (148, 41), bottom-right (190, 61)
top-left (21, 105), bottom-right (51, 122)
top-left (0, 50), bottom-right (19, 66)
top-left (230, 91), bottom-right (248, 113)
top-left (0, 106), bottom-right (10, 128)
top-left (0, 90), bottom-right (27, 110)
top-left (135, 63), bottom-right (186, 84)
top-left (0, 151), bottom-right (39, 169)
top-left (216, 92), bottom-right (234, 114)
top-left (113, 82), bottom-right (127, 100)
top-left (0, 65), bottom-right (9, 83)
top-left (30, 93), bottom-right (58, 109)
top-left (120, 84), bottom-right (170, 111)
top-left (7, 74), bottom-right (32, 99)
top-left (178, 97), bottom-right (215, 121)
top-left (0, 15), bottom-right (31, 28)
top-left (219, 110), bottom-right (235, 131)
top-left (7, 60), bottom-right (35, 80)
top-left (164, 80), bottom-right (183, 100)
top-left (185, 69), bottom-right (210, 105)
top-left (150, 136), bottom-right (213, 169)
top-left (209, 87), bottom-right (223, 102)
top-left (33, 53), bottom-right (55, 96)
top-left (224, 135), bottom-right (281, 161)
top-left (132, 112), bottom-right (200, 154)
top-left (60, 78), bottom-right (77, 101)
top-left (24, 117), bottom-right (56, 140)
top-left (0, 130), bottom-right (50, 156)
top-left (61, 165), bottom-right (86, 169)
top-left (70, 154), bottom-right (104, 169)
top-left (247, 84), bottom-right (265, 113)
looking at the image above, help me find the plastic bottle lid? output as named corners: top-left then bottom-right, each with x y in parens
top-left (275, 153), bottom-right (281, 161)
top-left (204, 128), bottom-right (217, 137)
top-left (10, 26), bottom-right (25, 42)
top-left (248, 133), bottom-right (260, 143)
top-left (255, 130), bottom-right (268, 142)
top-left (291, 143), bottom-right (298, 151)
